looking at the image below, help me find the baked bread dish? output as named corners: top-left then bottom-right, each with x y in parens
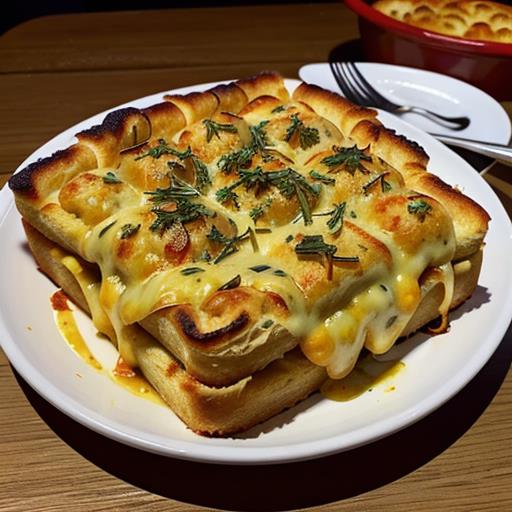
top-left (373, 0), bottom-right (512, 43)
top-left (8, 72), bottom-right (490, 436)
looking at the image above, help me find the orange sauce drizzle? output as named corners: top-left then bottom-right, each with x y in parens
top-left (321, 353), bottom-right (405, 402)
top-left (51, 290), bottom-right (163, 405)
top-left (51, 291), bottom-right (102, 370)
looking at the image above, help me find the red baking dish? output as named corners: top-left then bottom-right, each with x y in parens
top-left (345, 0), bottom-right (512, 100)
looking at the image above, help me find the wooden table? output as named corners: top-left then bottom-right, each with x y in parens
top-left (0, 3), bottom-right (511, 511)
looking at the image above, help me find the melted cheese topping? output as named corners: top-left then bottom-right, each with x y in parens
top-left (46, 96), bottom-right (457, 378)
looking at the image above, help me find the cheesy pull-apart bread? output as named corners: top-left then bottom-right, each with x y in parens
top-left (9, 72), bottom-right (489, 436)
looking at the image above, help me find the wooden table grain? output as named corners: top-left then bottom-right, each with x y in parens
top-left (0, 4), bottom-right (510, 511)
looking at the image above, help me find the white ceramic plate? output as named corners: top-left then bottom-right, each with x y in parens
top-left (1, 79), bottom-right (512, 465)
top-left (300, 62), bottom-right (511, 172)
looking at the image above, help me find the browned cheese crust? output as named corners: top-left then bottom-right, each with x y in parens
top-left (373, 0), bottom-right (512, 43)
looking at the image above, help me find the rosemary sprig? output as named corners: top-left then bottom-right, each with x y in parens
top-left (144, 176), bottom-right (199, 204)
top-left (135, 139), bottom-right (210, 192)
top-left (284, 113), bottom-right (320, 150)
top-left (407, 198), bottom-right (432, 222)
top-left (249, 197), bottom-right (273, 222)
top-left (120, 223), bottom-right (141, 239)
top-left (309, 170), bottom-right (335, 185)
top-left (326, 202), bottom-right (346, 235)
top-left (362, 173), bottom-right (392, 195)
top-left (150, 201), bottom-right (213, 232)
top-left (207, 225), bottom-right (251, 264)
top-left (218, 146), bottom-right (255, 174)
top-left (250, 120), bottom-right (269, 151)
top-left (216, 166), bottom-right (271, 208)
top-left (102, 171), bottom-right (122, 184)
top-left (295, 235), bottom-right (359, 263)
top-left (271, 105), bottom-right (286, 114)
top-left (267, 168), bottom-right (320, 225)
top-left (321, 145), bottom-right (371, 174)
top-left (134, 138), bottom-right (177, 160)
top-left (203, 119), bottom-right (237, 142)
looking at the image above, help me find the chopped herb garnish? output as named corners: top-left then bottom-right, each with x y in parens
top-left (120, 223), bottom-right (141, 239)
top-left (261, 319), bottom-right (274, 329)
top-left (285, 234), bottom-right (294, 243)
top-left (218, 274), bottom-right (241, 291)
top-left (207, 225), bottom-right (251, 264)
top-left (250, 120), bottom-right (270, 151)
top-left (180, 267), bottom-right (205, 276)
top-left (216, 186), bottom-right (240, 208)
top-left (249, 264), bottom-right (271, 273)
top-left (321, 145), bottom-right (371, 174)
top-left (326, 202), bottom-right (346, 235)
top-left (309, 170), bottom-right (335, 185)
top-left (134, 138), bottom-right (176, 160)
top-left (218, 146), bottom-right (255, 174)
top-left (284, 114), bottom-right (320, 150)
top-left (295, 234), bottom-right (359, 280)
top-left (102, 171), bottom-right (122, 184)
top-left (249, 197), bottom-right (273, 222)
top-left (150, 201), bottom-right (213, 232)
top-left (380, 284), bottom-right (388, 292)
top-left (273, 269), bottom-right (287, 277)
top-left (271, 105), bottom-right (286, 114)
top-left (267, 168), bottom-right (319, 225)
top-left (98, 220), bottom-right (117, 238)
top-left (362, 173), bottom-right (392, 195)
top-left (145, 175), bottom-right (199, 204)
top-left (135, 140), bottom-right (210, 192)
top-left (408, 199), bottom-right (432, 222)
top-left (203, 119), bottom-right (237, 142)
top-left (350, 210), bottom-right (357, 219)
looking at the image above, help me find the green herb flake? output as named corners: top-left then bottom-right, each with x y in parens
top-left (203, 119), bottom-right (237, 142)
top-left (98, 220), bottom-right (117, 238)
top-left (102, 171), bottom-right (122, 184)
top-left (386, 315), bottom-right (398, 328)
top-left (408, 199), bottom-right (432, 222)
top-left (295, 235), bottom-right (359, 263)
top-left (207, 226), bottom-right (251, 264)
top-left (350, 210), bottom-right (357, 219)
top-left (285, 234), bottom-right (294, 243)
top-left (180, 267), bottom-right (205, 276)
top-left (321, 145), bottom-right (371, 174)
top-left (150, 201), bottom-right (213, 232)
top-left (309, 170), bottom-right (335, 185)
top-left (326, 202), bottom-right (346, 235)
top-left (145, 176), bottom-right (199, 204)
top-left (284, 114), bottom-right (320, 150)
top-left (120, 223), bottom-right (141, 240)
top-left (217, 274), bottom-right (241, 291)
top-left (273, 269), bottom-right (287, 277)
top-left (271, 105), bottom-right (286, 114)
top-left (261, 319), bottom-right (274, 329)
top-left (249, 264), bottom-right (271, 273)
top-left (362, 173), bottom-right (392, 195)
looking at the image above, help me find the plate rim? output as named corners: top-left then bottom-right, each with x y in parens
top-left (1, 77), bottom-right (512, 465)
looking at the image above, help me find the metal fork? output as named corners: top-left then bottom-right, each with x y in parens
top-left (330, 61), bottom-right (470, 130)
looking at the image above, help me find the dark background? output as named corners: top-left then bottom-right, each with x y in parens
top-left (1, 1), bottom-right (337, 35)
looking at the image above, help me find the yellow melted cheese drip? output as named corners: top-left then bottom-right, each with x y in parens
top-left (49, 100), bottom-right (457, 379)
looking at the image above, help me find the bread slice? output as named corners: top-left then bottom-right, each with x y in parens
top-left (24, 220), bottom-right (482, 435)
top-left (8, 72), bottom-right (489, 433)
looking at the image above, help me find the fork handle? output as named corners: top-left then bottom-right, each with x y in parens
top-left (395, 106), bottom-right (470, 130)
top-left (431, 133), bottom-right (512, 167)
